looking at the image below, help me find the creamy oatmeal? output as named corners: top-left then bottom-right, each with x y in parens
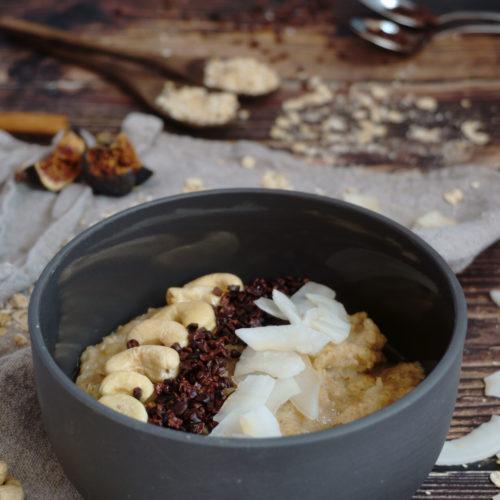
top-left (76, 274), bottom-right (424, 437)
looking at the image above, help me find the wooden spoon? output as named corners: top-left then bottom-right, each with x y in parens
top-left (2, 39), bottom-right (239, 129)
top-left (0, 16), bottom-right (279, 97)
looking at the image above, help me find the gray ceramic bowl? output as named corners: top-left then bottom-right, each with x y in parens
top-left (29, 189), bottom-right (467, 500)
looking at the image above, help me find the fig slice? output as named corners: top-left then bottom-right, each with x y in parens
top-left (16, 128), bottom-right (85, 192)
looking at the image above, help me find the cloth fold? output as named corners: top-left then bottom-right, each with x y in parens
top-left (0, 112), bottom-right (499, 498)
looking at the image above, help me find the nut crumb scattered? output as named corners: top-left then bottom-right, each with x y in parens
top-left (238, 109), bottom-right (250, 121)
top-left (490, 471), bottom-right (500, 488)
top-left (14, 333), bottom-right (29, 347)
top-left (407, 125), bottom-right (441, 144)
top-left (10, 293), bottom-right (28, 309)
top-left (413, 210), bottom-right (456, 229)
top-left (342, 190), bottom-right (380, 212)
top-left (461, 120), bottom-right (489, 146)
top-left (261, 170), bottom-right (292, 190)
top-left (443, 188), bottom-right (464, 206)
top-left (490, 290), bottom-right (500, 306)
top-left (240, 155), bottom-right (256, 169)
top-left (416, 96), bottom-right (437, 112)
top-left (183, 177), bottom-right (204, 193)
top-left (460, 98), bottom-right (471, 108)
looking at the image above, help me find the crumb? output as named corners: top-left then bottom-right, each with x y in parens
top-left (183, 177), bottom-right (204, 193)
top-left (490, 290), bottom-right (500, 306)
top-left (370, 85), bottom-right (389, 100)
top-left (416, 96), bottom-right (437, 112)
top-left (12, 310), bottom-right (28, 331)
top-left (14, 333), bottom-right (29, 347)
top-left (10, 293), bottom-right (28, 310)
top-left (443, 188), bottom-right (464, 206)
top-left (261, 170), bottom-right (292, 190)
top-left (460, 98), bottom-right (471, 108)
top-left (238, 109), bottom-right (251, 121)
top-left (343, 191), bottom-right (380, 212)
top-left (407, 125), bottom-right (441, 144)
top-left (240, 155), bottom-right (256, 169)
top-left (461, 120), bottom-right (489, 146)
top-left (490, 471), bottom-right (500, 488)
top-left (413, 210), bottom-right (455, 229)
top-left (0, 312), bottom-right (11, 327)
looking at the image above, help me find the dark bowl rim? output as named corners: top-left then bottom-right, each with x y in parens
top-left (29, 188), bottom-right (467, 449)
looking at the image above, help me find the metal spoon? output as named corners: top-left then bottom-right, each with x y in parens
top-left (359, 0), bottom-right (500, 29)
top-left (351, 17), bottom-right (500, 54)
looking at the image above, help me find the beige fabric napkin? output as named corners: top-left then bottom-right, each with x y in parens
top-left (0, 112), bottom-right (499, 498)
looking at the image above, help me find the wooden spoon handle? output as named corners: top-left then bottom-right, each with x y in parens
top-left (0, 17), bottom-right (157, 65)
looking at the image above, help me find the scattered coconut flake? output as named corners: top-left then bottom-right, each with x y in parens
top-left (490, 471), bottom-right (500, 488)
top-left (261, 170), bottom-right (292, 190)
top-left (490, 290), bottom-right (500, 306)
top-left (484, 370), bottom-right (500, 398)
top-left (266, 378), bottom-right (301, 414)
top-left (407, 125), bottom-right (442, 144)
top-left (254, 297), bottom-right (287, 320)
top-left (461, 120), bottom-right (490, 146)
top-left (272, 289), bottom-right (301, 324)
top-left (436, 415), bottom-right (500, 465)
top-left (443, 188), bottom-right (464, 206)
top-left (416, 96), bottom-right (437, 112)
top-left (342, 191), bottom-right (381, 213)
top-left (215, 374), bottom-right (276, 421)
top-left (183, 177), bottom-right (204, 193)
top-left (290, 361), bottom-right (321, 420)
top-left (234, 348), bottom-right (306, 379)
top-left (413, 210), bottom-right (456, 229)
top-left (303, 307), bottom-right (350, 343)
top-left (240, 406), bottom-right (282, 437)
top-left (240, 155), bottom-right (256, 169)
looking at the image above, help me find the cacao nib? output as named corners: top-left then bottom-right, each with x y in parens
top-left (146, 276), bottom-right (307, 434)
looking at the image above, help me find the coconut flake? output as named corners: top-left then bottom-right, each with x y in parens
top-left (484, 370), bottom-right (500, 398)
top-left (210, 411), bottom-right (244, 437)
top-left (266, 377), bottom-right (301, 414)
top-left (305, 293), bottom-right (349, 321)
top-left (304, 308), bottom-right (351, 343)
top-left (235, 324), bottom-right (331, 354)
top-left (436, 415), bottom-right (500, 465)
top-left (272, 289), bottom-right (302, 324)
top-left (254, 297), bottom-right (287, 320)
top-left (291, 282), bottom-right (336, 315)
top-left (240, 406), bottom-right (282, 437)
top-left (234, 348), bottom-right (306, 379)
top-left (215, 374), bottom-right (275, 421)
top-left (490, 289), bottom-right (500, 306)
top-left (290, 361), bottom-right (321, 420)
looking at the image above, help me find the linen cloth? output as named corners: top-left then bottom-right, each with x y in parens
top-left (0, 112), bottom-right (499, 498)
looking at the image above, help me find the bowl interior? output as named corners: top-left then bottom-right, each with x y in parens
top-left (35, 190), bottom-right (456, 379)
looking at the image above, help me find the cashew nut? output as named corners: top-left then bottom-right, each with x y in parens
top-left (105, 345), bottom-right (180, 382)
top-left (127, 318), bottom-right (188, 348)
top-left (99, 371), bottom-right (154, 402)
top-left (154, 301), bottom-right (216, 331)
top-left (167, 286), bottom-right (220, 306)
top-left (0, 484), bottom-right (25, 500)
top-left (0, 461), bottom-right (7, 486)
top-left (98, 393), bottom-right (148, 422)
top-left (185, 273), bottom-right (243, 290)
top-left (166, 273), bottom-right (243, 306)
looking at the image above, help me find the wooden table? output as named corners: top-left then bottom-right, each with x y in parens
top-left (0, 1), bottom-right (499, 498)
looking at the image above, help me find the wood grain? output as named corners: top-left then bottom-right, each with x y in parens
top-left (0, 1), bottom-right (499, 498)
